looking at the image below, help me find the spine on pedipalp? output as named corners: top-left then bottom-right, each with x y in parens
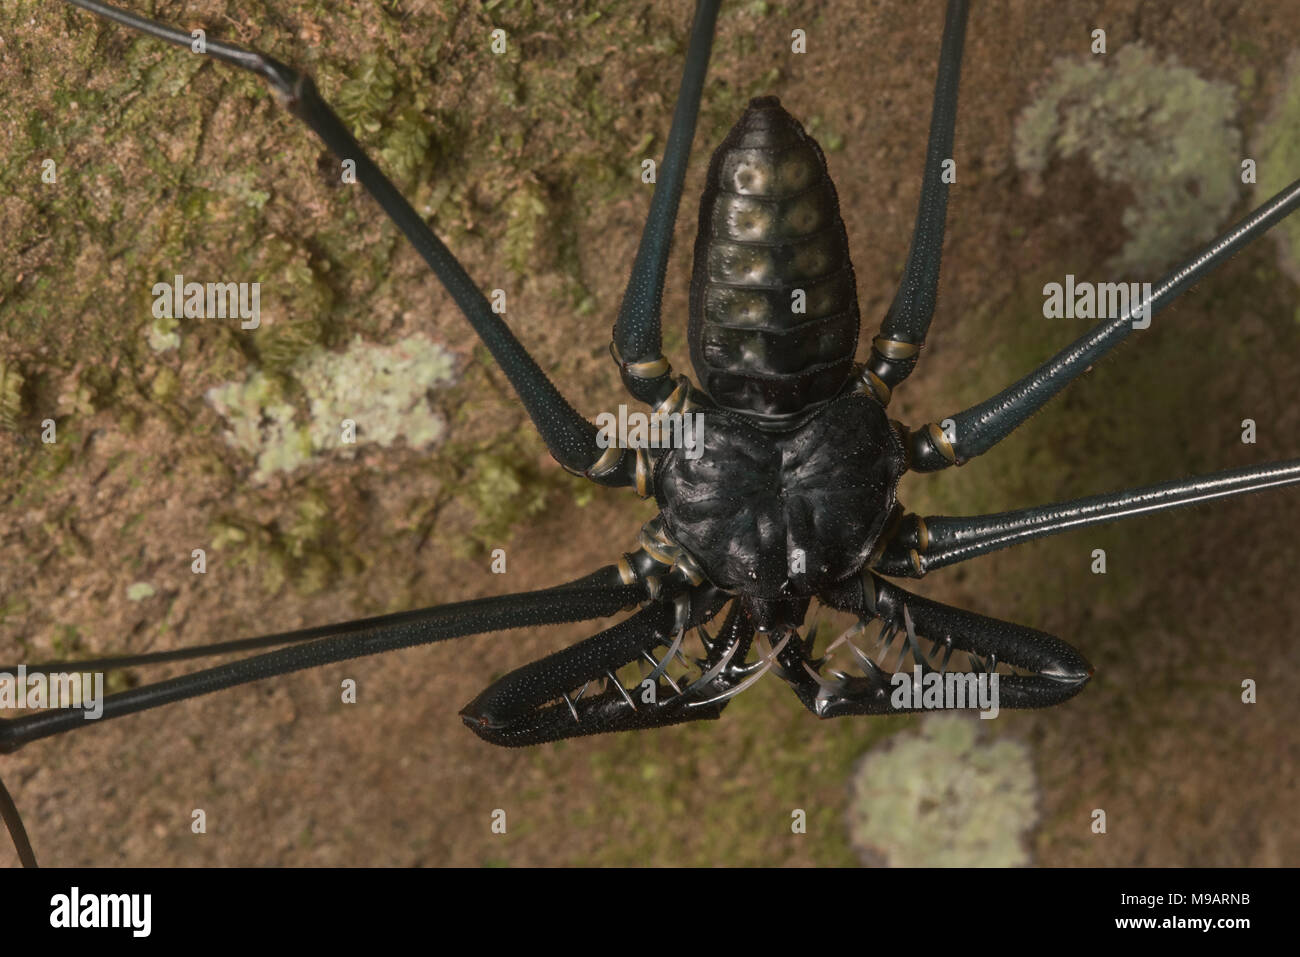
top-left (688, 96), bottom-right (860, 418)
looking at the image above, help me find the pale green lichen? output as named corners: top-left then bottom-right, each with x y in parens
top-left (847, 716), bottom-right (1039, 867)
top-left (148, 315), bottom-right (181, 353)
top-left (297, 336), bottom-right (453, 451)
top-left (206, 371), bottom-right (310, 480)
top-left (206, 335), bottom-right (456, 483)
top-left (1256, 50), bottom-right (1300, 291)
top-left (126, 582), bottom-right (156, 601)
top-left (1015, 44), bottom-right (1241, 274)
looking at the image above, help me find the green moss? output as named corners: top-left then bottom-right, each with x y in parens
top-left (335, 52), bottom-right (399, 134)
top-left (847, 716), bottom-right (1039, 867)
top-left (209, 516), bottom-right (289, 595)
top-left (207, 482), bottom-right (364, 597)
top-left (461, 444), bottom-right (551, 551)
top-left (285, 490), bottom-right (331, 559)
top-left (1015, 44), bottom-right (1241, 274)
top-left (1256, 51), bottom-right (1300, 287)
top-left (149, 367), bottom-right (179, 402)
top-left (251, 238), bottom-right (336, 369)
top-left (332, 51), bottom-right (436, 187)
top-left (256, 316), bottom-right (328, 373)
top-left (502, 180), bottom-right (549, 277)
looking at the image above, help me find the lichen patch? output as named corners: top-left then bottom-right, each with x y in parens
top-left (205, 334), bottom-right (456, 483)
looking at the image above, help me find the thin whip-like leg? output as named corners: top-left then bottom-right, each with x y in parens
top-left (0, 566), bottom-right (644, 865)
top-left (0, 567), bottom-right (642, 756)
top-left (877, 459), bottom-right (1300, 577)
top-left (908, 178), bottom-right (1300, 470)
top-left (860, 0), bottom-right (970, 405)
top-left (61, 0), bottom-right (624, 481)
top-left (610, 0), bottom-right (721, 408)
top-left (0, 775), bottom-right (37, 868)
top-left (3, 567), bottom-right (647, 677)
top-left (3, 608), bottom-right (503, 676)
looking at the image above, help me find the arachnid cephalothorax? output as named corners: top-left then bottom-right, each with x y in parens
top-left (4, 0), bottom-right (1300, 866)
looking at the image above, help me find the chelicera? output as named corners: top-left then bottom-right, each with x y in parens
top-left (4, 0), bottom-right (1300, 866)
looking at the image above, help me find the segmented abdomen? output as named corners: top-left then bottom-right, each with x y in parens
top-left (688, 96), bottom-right (859, 420)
